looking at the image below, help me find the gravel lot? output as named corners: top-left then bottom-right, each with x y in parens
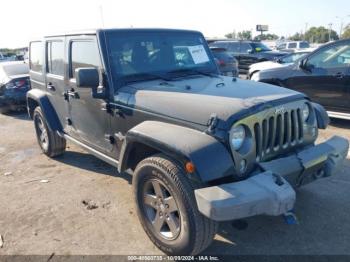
top-left (0, 111), bottom-right (349, 255)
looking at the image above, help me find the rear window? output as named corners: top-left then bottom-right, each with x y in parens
top-left (30, 41), bottom-right (43, 73)
top-left (211, 50), bottom-right (233, 60)
top-left (47, 41), bottom-right (64, 76)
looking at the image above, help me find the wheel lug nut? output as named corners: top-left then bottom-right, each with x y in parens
top-left (159, 212), bottom-right (163, 216)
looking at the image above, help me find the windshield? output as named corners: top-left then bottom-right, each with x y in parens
top-left (299, 42), bottom-right (310, 48)
top-left (251, 42), bottom-right (271, 52)
top-left (280, 52), bottom-right (309, 64)
top-left (105, 30), bottom-right (218, 86)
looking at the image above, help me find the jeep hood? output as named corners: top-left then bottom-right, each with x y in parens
top-left (124, 76), bottom-right (305, 126)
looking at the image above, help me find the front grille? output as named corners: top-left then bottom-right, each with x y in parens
top-left (254, 108), bottom-right (304, 161)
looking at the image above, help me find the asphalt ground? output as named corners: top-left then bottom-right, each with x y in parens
top-left (0, 112), bottom-right (349, 256)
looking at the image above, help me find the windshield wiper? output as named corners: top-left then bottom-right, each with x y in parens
top-left (166, 68), bottom-right (219, 78)
top-left (121, 73), bottom-right (172, 85)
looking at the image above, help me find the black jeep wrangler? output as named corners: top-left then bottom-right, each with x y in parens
top-left (27, 29), bottom-right (349, 255)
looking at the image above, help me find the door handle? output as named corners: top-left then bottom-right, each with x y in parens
top-left (47, 82), bottom-right (55, 91)
top-left (334, 72), bottom-right (345, 79)
top-left (67, 89), bottom-right (79, 99)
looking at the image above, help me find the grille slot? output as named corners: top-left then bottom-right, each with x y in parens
top-left (254, 107), bottom-right (304, 161)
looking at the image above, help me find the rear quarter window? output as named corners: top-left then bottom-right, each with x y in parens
top-left (29, 41), bottom-right (43, 73)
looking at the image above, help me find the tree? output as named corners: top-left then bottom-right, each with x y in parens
top-left (289, 32), bottom-right (303, 41)
top-left (254, 33), bottom-right (279, 41)
top-left (237, 30), bottom-right (252, 40)
top-left (342, 24), bottom-right (350, 39)
top-left (304, 26), bottom-right (339, 43)
top-left (225, 32), bottom-right (236, 39)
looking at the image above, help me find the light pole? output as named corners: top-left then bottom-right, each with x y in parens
top-left (328, 23), bottom-right (333, 42)
top-left (336, 15), bottom-right (350, 38)
top-left (304, 22), bottom-right (308, 41)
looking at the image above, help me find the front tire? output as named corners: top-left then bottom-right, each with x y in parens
top-left (133, 154), bottom-right (218, 255)
top-left (33, 106), bottom-right (66, 157)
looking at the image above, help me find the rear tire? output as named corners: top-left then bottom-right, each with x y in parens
top-left (33, 106), bottom-right (66, 157)
top-left (133, 154), bottom-right (218, 255)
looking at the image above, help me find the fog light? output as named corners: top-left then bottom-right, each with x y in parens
top-left (239, 159), bottom-right (247, 173)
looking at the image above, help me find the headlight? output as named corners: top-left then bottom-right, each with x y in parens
top-left (302, 103), bottom-right (310, 121)
top-left (231, 125), bottom-right (246, 150)
top-left (250, 72), bottom-right (260, 81)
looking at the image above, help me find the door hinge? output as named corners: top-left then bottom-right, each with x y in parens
top-left (104, 134), bottom-right (115, 144)
top-left (66, 117), bottom-right (72, 126)
top-left (206, 113), bottom-right (218, 134)
top-left (101, 103), bottom-right (112, 114)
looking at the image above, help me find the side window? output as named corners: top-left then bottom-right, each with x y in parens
top-left (47, 41), bottom-right (64, 76)
top-left (307, 44), bottom-right (350, 69)
top-left (227, 42), bottom-right (240, 53)
top-left (277, 43), bottom-right (286, 50)
top-left (70, 41), bottom-right (101, 78)
top-left (289, 43), bottom-right (297, 49)
top-left (29, 41), bottom-right (43, 73)
top-left (240, 43), bottom-right (252, 53)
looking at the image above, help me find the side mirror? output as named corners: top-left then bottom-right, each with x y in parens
top-left (75, 67), bottom-right (107, 99)
top-left (76, 68), bottom-right (99, 88)
top-left (298, 59), bottom-right (309, 71)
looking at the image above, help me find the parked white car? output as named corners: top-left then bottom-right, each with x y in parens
top-left (276, 41), bottom-right (310, 52)
top-left (248, 50), bottom-right (312, 79)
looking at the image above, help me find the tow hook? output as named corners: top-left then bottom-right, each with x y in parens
top-left (283, 210), bottom-right (299, 225)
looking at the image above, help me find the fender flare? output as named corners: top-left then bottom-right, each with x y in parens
top-left (118, 121), bottom-right (235, 183)
top-left (26, 89), bottom-right (63, 132)
top-left (312, 102), bottom-right (329, 129)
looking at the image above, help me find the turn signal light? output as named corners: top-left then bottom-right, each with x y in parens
top-left (185, 162), bottom-right (195, 173)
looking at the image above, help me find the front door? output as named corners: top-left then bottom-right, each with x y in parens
top-left (66, 36), bottom-right (112, 153)
top-left (287, 41), bottom-right (350, 112)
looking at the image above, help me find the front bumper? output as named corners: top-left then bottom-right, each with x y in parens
top-left (195, 136), bottom-right (349, 221)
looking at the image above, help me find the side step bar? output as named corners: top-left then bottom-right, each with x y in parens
top-left (62, 134), bottom-right (119, 168)
top-left (327, 111), bottom-right (350, 120)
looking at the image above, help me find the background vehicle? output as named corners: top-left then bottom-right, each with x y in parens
top-left (0, 61), bottom-right (30, 113)
top-left (210, 47), bottom-right (238, 76)
top-left (209, 40), bottom-right (287, 74)
top-left (253, 38), bottom-right (350, 119)
top-left (276, 41), bottom-right (310, 52)
top-left (248, 50), bottom-right (313, 79)
top-left (27, 29), bottom-right (348, 256)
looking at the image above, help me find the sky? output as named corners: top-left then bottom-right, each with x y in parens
top-left (1, 0), bottom-right (350, 48)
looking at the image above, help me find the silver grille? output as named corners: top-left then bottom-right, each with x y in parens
top-left (254, 108), bottom-right (304, 161)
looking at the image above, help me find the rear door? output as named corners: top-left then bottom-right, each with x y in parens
top-left (44, 38), bottom-right (69, 128)
top-left (66, 36), bottom-right (113, 153)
